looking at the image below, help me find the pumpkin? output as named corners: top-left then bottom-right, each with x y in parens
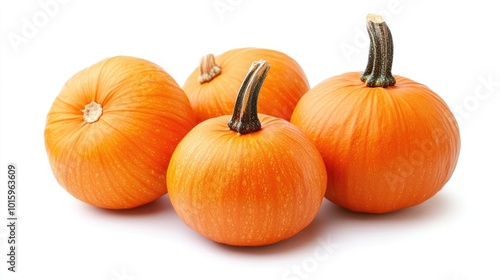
top-left (44, 56), bottom-right (197, 209)
top-left (182, 47), bottom-right (309, 122)
top-left (290, 14), bottom-right (460, 213)
top-left (167, 60), bottom-right (327, 246)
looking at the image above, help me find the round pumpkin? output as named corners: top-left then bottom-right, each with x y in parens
top-left (290, 14), bottom-right (460, 213)
top-left (168, 60), bottom-right (327, 246)
top-left (182, 47), bottom-right (310, 122)
top-left (44, 56), bottom-right (197, 209)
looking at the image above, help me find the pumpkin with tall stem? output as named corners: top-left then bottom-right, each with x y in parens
top-left (168, 60), bottom-right (327, 246)
top-left (291, 14), bottom-right (460, 213)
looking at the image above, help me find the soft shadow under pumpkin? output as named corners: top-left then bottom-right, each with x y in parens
top-left (210, 192), bottom-right (456, 255)
top-left (83, 195), bottom-right (173, 217)
top-left (325, 192), bottom-right (457, 238)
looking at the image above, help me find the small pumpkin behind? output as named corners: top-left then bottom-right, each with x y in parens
top-left (168, 60), bottom-right (327, 246)
top-left (291, 15), bottom-right (460, 213)
top-left (45, 56), bottom-right (197, 209)
top-left (182, 47), bottom-right (310, 122)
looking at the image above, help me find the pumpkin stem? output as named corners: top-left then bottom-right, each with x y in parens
top-left (228, 59), bottom-right (270, 134)
top-left (82, 101), bottom-right (103, 123)
top-left (360, 14), bottom-right (396, 88)
top-left (198, 53), bottom-right (221, 84)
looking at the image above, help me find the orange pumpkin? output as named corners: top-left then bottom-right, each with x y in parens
top-left (182, 47), bottom-right (309, 122)
top-left (168, 60), bottom-right (327, 246)
top-left (44, 56), bottom-right (197, 209)
top-left (290, 14), bottom-right (460, 213)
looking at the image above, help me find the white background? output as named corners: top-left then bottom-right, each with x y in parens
top-left (1, 1), bottom-right (499, 280)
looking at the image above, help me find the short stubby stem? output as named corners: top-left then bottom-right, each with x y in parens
top-left (228, 59), bottom-right (270, 134)
top-left (82, 101), bottom-right (103, 123)
top-left (198, 54), bottom-right (221, 84)
top-left (360, 14), bottom-right (396, 88)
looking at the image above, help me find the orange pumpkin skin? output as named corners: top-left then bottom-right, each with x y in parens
top-left (167, 114), bottom-right (327, 246)
top-left (44, 56), bottom-right (197, 209)
top-left (182, 48), bottom-right (309, 122)
top-left (291, 72), bottom-right (460, 213)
